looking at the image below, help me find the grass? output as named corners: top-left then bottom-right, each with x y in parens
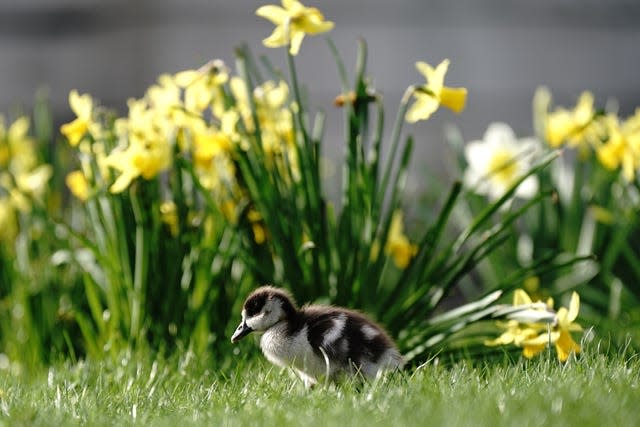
top-left (0, 340), bottom-right (638, 427)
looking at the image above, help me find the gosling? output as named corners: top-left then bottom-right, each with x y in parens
top-left (231, 286), bottom-right (404, 387)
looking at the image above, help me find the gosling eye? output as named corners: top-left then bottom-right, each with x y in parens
top-left (264, 309), bottom-right (271, 316)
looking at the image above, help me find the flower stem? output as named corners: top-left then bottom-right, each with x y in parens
top-left (129, 184), bottom-right (148, 345)
top-left (378, 86), bottom-right (414, 207)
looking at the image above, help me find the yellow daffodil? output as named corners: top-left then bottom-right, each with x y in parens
top-left (596, 112), bottom-right (640, 181)
top-left (516, 294), bottom-right (582, 362)
top-left (256, 0), bottom-right (334, 55)
top-left (554, 292), bottom-right (582, 361)
top-left (229, 77), bottom-right (299, 179)
top-left (545, 91), bottom-right (601, 151)
top-left (15, 164), bottom-right (52, 199)
top-left (66, 170), bottom-right (90, 201)
top-left (60, 90), bottom-right (95, 146)
top-left (463, 122), bottom-right (540, 201)
top-left (0, 116), bottom-right (52, 212)
top-left (485, 288), bottom-right (555, 357)
top-left (384, 210), bottom-right (418, 269)
top-left (191, 121), bottom-right (238, 193)
top-left (192, 125), bottom-right (233, 170)
top-left (105, 139), bottom-right (172, 193)
top-left (147, 74), bottom-right (182, 116)
top-left (405, 59), bottom-right (467, 123)
top-left (485, 320), bottom-right (550, 356)
top-left (2, 116), bottom-right (37, 174)
top-left (175, 60), bottom-right (229, 114)
top-left (105, 97), bottom-right (173, 193)
top-left (486, 289), bottom-right (583, 361)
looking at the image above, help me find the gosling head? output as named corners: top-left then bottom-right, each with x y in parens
top-left (231, 286), bottom-right (297, 343)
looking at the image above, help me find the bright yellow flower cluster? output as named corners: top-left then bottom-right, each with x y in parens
top-left (486, 289), bottom-right (582, 362)
top-left (0, 115), bottom-right (52, 241)
top-left (58, 0), bottom-right (461, 256)
top-left (544, 91), bottom-right (640, 181)
top-left (60, 59), bottom-right (298, 241)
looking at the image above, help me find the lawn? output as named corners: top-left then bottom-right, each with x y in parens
top-left (1, 341), bottom-right (637, 427)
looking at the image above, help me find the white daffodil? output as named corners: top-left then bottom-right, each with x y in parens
top-left (463, 122), bottom-right (540, 201)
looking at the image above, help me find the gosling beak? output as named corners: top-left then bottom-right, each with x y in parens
top-left (231, 320), bottom-right (253, 343)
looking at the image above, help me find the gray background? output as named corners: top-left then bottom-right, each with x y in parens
top-left (2, 0), bottom-right (639, 188)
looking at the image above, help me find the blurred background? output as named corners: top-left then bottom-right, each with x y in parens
top-left (2, 0), bottom-right (639, 185)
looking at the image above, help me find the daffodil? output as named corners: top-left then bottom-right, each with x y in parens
top-left (147, 74), bottom-right (181, 116)
top-left (60, 90), bottom-right (95, 146)
top-left (66, 170), bottom-right (90, 201)
top-left (256, 0), bottom-right (334, 55)
top-left (191, 120), bottom-right (237, 193)
top-left (230, 78), bottom-right (299, 180)
top-left (463, 122), bottom-right (540, 201)
top-left (545, 91), bottom-right (601, 151)
top-left (596, 112), bottom-right (640, 181)
top-left (174, 60), bottom-right (229, 114)
top-left (405, 59), bottom-right (467, 123)
top-left (106, 140), bottom-right (172, 193)
top-left (553, 292), bottom-right (582, 361)
top-left (2, 116), bottom-right (37, 174)
top-left (105, 99), bottom-right (172, 193)
top-left (486, 289), bottom-right (583, 361)
top-left (14, 164), bottom-right (53, 200)
top-left (0, 116), bottom-right (52, 212)
top-left (384, 210), bottom-right (418, 269)
top-left (485, 320), bottom-right (549, 356)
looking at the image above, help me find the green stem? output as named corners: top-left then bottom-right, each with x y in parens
top-left (286, 48), bottom-right (310, 148)
top-left (129, 185), bottom-right (148, 345)
top-left (378, 86), bottom-right (414, 205)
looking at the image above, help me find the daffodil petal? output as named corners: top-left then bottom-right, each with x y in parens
top-left (256, 5), bottom-right (288, 24)
top-left (66, 170), bottom-right (90, 201)
top-left (109, 171), bottom-right (138, 194)
top-left (405, 95), bottom-right (438, 123)
top-left (69, 90), bottom-right (93, 119)
top-left (513, 289), bottom-right (533, 306)
top-left (522, 343), bottom-right (547, 359)
top-left (568, 291), bottom-right (580, 322)
top-left (555, 330), bottom-right (580, 362)
top-left (415, 61), bottom-right (434, 80)
top-left (522, 330), bottom-right (559, 346)
top-left (8, 117), bottom-right (29, 140)
top-left (485, 332), bottom-right (515, 346)
top-left (174, 70), bottom-right (200, 87)
top-left (289, 31), bottom-right (305, 55)
top-left (61, 118), bottom-right (89, 147)
top-left (514, 175), bottom-right (539, 199)
top-left (263, 26), bottom-right (288, 48)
